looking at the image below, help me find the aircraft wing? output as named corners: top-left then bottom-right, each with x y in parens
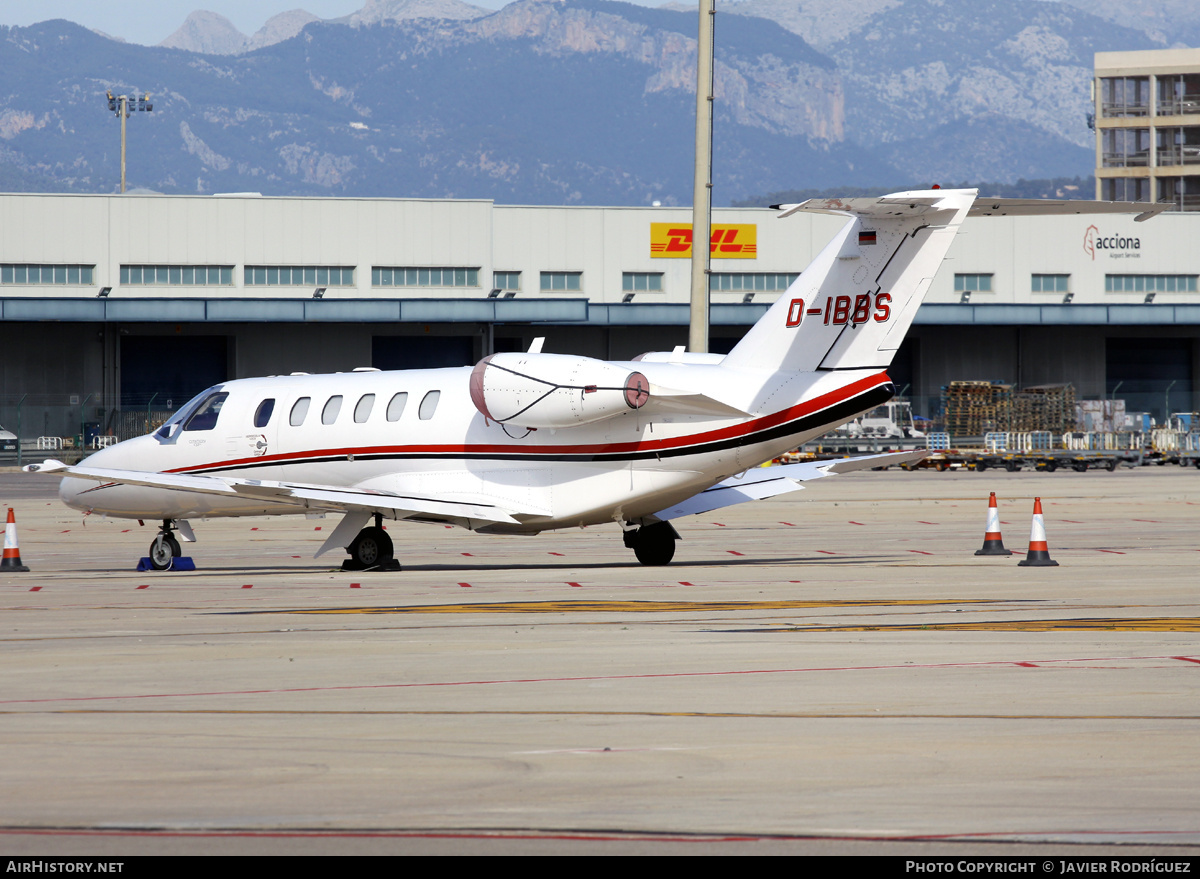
top-left (652, 450), bottom-right (927, 521)
top-left (24, 459), bottom-right (524, 525)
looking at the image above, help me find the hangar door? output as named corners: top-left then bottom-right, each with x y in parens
top-left (1105, 337), bottom-right (1193, 424)
top-left (373, 335), bottom-right (475, 370)
top-left (120, 335), bottom-right (228, 408)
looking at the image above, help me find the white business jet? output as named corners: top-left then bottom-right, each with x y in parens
top-left (26, 189), bottom-right (1160, 570)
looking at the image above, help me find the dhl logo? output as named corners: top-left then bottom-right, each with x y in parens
top-left (650, 223), bottom-right (757, 259)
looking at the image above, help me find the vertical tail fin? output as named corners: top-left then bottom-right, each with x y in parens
top-left (723, 189), bottom-right (976, 373)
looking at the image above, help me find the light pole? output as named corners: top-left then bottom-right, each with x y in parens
top-left (688, 0), bottom-right (715, 355)
top-left (106, 90), bottom-right (153, 193)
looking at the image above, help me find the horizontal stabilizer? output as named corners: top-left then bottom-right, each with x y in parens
top-left (966, 198), bottom-right (1166, 222)
top-left (652, 450), bottom-right (927, 520)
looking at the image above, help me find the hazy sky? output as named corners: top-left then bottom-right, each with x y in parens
top-left (0, 0), bottom-right (675, 47)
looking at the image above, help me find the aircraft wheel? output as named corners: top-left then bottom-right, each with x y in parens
top-left (626, 522), bottom-right (677, 566)
top-left (149, 534), bottom-right (181, 571)
top-left (348, 526), bottom-right (394, 569)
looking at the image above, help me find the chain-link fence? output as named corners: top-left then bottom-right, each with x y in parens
top-left (0, 394), bottom-right (178, 465)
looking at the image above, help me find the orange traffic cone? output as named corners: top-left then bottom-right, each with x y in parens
top-left (1017, 497), bottom-right (1058, 567)
top-left (974, 492), bottom-right (1012, 556)
top-left (2, 508), bottom-right (30, 572)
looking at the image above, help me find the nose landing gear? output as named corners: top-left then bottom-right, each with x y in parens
top-left (146, 520), bottom-right (184, 571)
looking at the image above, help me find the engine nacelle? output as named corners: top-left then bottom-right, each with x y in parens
top-left (469, 353), bottom-right (649, 429)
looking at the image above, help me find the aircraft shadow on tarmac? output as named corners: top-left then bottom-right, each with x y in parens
top-left (128, 553), bottom-right (901, 576)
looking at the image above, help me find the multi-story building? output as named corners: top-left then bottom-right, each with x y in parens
top-left (1095, 49), bottom-right (1200, 210)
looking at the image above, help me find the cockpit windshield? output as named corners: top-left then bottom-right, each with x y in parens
top-left (183, 392), bottom-right (229, 431)
top-left (154, 385), bottom-right (225, 439)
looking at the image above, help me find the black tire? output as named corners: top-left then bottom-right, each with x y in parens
top-left (1073, 462), bottom-right (1088, 472)
top-left (1106, 459), bottom-right (1119, 472)
top-left (627, 522), bottom-right (677, 566)
top-left (1005, 461), bottom-right (1018, 472)
top-left (1044, 461), bottom-right (1057, 472)
top-left (348, 526), bottom-right (394, 568)
top-left (633, 537), bottom-right (676, 566)
top-left (975, 460), bottom-right (987, 472)
top-left (148, 534), bottom-right (181, 571)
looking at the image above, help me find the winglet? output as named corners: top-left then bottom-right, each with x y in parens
top-left (23, 459), bottom-right (68, 474)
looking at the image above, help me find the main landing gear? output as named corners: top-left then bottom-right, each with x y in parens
top-left (623, 521), bottom-right (679, 566)
top-left (342, 514), bottom-right (400, 571)
top-left (148, 520), bottom-right (183, 571)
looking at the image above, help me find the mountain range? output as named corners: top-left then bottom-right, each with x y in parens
top-left (0, 0), bottom-right (1179, 204)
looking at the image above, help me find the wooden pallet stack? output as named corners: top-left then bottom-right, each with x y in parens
top-left (940, 381), bottom-right (1013, 436)
top-left (1012, 384), bottom-right (1076, 434)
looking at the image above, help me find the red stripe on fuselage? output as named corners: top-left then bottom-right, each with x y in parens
top-left (167, 372), bottom-right (891, 475)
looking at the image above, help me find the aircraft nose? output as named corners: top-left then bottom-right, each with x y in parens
top-left (58, 476), bottom-right (91, 510)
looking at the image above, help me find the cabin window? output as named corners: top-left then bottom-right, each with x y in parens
top-left (183, 392), bottom-right (229, 432)
top-left (386, 392), bottom-right (408, 422)
top-left (322, 395), bottom-right (343, 425)
top-left (253, 399), bottom-right (275, 428)
top-left (289, 397), bottom-right (311, 426)
top-left (418, 390), bottom-right (441, 420)
top-left (354, 394), bottom-right (375, 423)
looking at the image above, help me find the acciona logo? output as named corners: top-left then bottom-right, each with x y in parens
top-left (1083, 224), bottom-right (1141, 260)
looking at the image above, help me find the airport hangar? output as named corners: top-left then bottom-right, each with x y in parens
top-left (0, 190), bottom-right (1197, 440)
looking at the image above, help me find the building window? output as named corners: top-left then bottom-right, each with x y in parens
top-left (1100, 76), bottom-right (1150, 117)
top-left (1157, 74), bottom-right (1200, 117)
top-left (1156, 127), bottom-right (1200, 167)
top-left (245, 266), bottom-right (355, 286)
top-left (493, 271), bottom-right (521, 292)
top-left (953, 273), bottom-right (993, 293)
top-left (708, 272), bottom-right (798, 293)
top-left (1, 264), bottom-right (95, 285)
top-left (622, 272), bottom-right (664, 293)
top-left (1102, 129), bottom-right (1150, 167)
top-left (1106, 275), bottom-right (1198, 293)
top-left (1157, 175), bottom-right (1200, 211)
top-left (1102, 177), bottom-right (1151, 203)
top-left (1031, 274), bottom-right (1070, 293)
top-left (121, 265), bottom-right (233, 286)
top-left (540, 271), bottom-right (582, 292)
top-left (372, 267), bottom-right (479, 287)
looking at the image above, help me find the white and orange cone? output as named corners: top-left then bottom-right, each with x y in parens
top-left (1017, 497), bottom-right (1059, 567)
top-left (974, 492), bottom-right (1012, 556)
top-left (2, 507), bottom-right (30, 572)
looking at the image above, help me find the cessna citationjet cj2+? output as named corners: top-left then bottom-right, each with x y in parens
top-left (26, 189), bottom-right (1160, 570)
